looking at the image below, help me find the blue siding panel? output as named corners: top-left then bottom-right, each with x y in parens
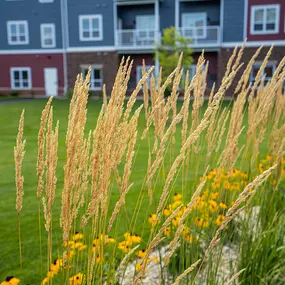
top-left (68, 0), bottom-right (114, 47)
top-left (0, 0), bottom-right (62, 50)
top-left (223, 0), bottom-right (245, 42)
top-left (160, 0), bottom-right (176, 31)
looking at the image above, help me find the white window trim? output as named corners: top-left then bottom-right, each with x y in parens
top-left (79, 15), bottom-right (103, 41)
top-left (250, 4), bottom-right (280, 35)
top-left (40, 23), bottom-right (56, 48)
top-left (39, 0), bottom-right (54, 3)
top-left (81, 65), bottom-right (103, 91)
top-left (10, 67), bottom-right (32, 90)
top-left (250, 61), bottom-right (277, 83)
top-left (7, 20), bottom-right (29, 45)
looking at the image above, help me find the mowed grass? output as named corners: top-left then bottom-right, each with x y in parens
top-left (0, 98), bottom-right (270, 283)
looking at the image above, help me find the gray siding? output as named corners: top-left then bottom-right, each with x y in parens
top-left (0, 0), bottom-right (62, 50)
top-left (68, 0), bottom-right (114, 47)
top-left (223, 0), bottom-right (245, 42)
top-left (160, 0), bottom-right (176, 31)
top-left (180, 0), bottom-right (220, 26)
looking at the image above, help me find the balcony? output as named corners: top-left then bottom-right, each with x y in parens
top-left (115, 29), bottom-right (160, 50)
top-left (178, 26), bottom-right (221, 47)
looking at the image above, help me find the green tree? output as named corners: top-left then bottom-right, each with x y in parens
top-left (155, 27), bottom-right (194, 89)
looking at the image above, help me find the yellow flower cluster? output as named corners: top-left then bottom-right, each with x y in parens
top-left (41, 232), bottom-right (86, 285)
top-left (135, 256), bottom-right (159, 272)
top-left (0, 277), bottom-right (20, 285)
top-left (118, 232), bottom-right (142, 253)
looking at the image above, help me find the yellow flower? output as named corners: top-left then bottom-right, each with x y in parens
top-left (209, 200), bottom-right (218, 212)
top-left (74, 242), bottom-right (84, 249)
top-left (107, 237), bottom-right (116, 244)
top-left (172, 217), bottom-right (180, 227)
top-left (173, 193), bottom-right (182, 201)
top-left (219, 201), bottom-right (227, 209)
top-left (215, 215), bottom-right (225, 226)
top-left (69, 273), bottom-right (84, 285)
top-left (183, 233), bottom-right (193, 243)
top-left (40, 277), bottom-right (50, 285)
top-left (1, 277), bottom-right (20, 285)
top-left (163, 206), bottom-right (172, 217)
top-left (210, 192), bottom-right (219, 200)
top-left (118, 241), bottom-right (131, 253)
top-left (195, 218), bottom-right (209, 228)
top-left (136, 249), bottom-right (146, 258)
top-left (136, 262), bottom-right (142, 272)
top-left (131, 234), bottom-right (142, 244)
top-left (164, 226), bottom-right (171, 237)
top-left (72, 232), bottom-right (84, 241)
top-left (148, 214), bottom-right (158, 226)
top-left (96, 255), bottom-right (104, 263)
top-left (78, 244), bottom-right (87, 251)
top-left (64, 240), bottom-right (75, 248)
top-left (175, 206), bottom-right (185, 217)
top-left (172, 200), bottom-right (183, 209)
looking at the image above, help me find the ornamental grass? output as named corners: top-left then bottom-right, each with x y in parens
top-left (2, 46), bottom-right (285, 284)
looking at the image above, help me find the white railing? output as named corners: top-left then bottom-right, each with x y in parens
top-left (116, 29), bottom-right (159, 48)
top-left (178, 26), bottom-right (220, 46)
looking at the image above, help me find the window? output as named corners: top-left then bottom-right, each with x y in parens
top-left (251, 5), bottom-right (280, 35)
top-left (182, 13), bottom-right (207, 39)
top-left (41, 24), bottom-right (56, 48)
top-left (81, 66), bottom-right (103, 90)
top-left (79, 15), bottom-right (103, 41)
top-left (136, 65), bottom-right (152, 87)
top-left (136, 15), bottom-right (155, 43)
top-left (250, 62), bottom-right (276, 84)
top-left (10, 67), bottom-right (32, 89)
top-left (7, 21), bottom-right (29, 45)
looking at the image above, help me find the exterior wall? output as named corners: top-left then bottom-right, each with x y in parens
top-left (119, 54), bottom-right (154, 90)
top-left (0, 54), bottom-right (64, 96)
top-left (223, 0), bottom-right (245, 42)
top-left (247, 0), bottom-right (285, 41)
top-left (68, 0), bottom-right (114, 47)
top-left (67, 52), bottom-right (118, 95)
top-left (160, 0), bottom-right (175, 31)
top-left (0, 0), bottom-right (63, 50)
top-left (193, 52), bottom-right (218, 87)
top-left (218, 46), bottom-right (284, 96)
top-left (118, 4), bottom-right (154, 29)
top-left (180, 0), bottom-right (220, 26)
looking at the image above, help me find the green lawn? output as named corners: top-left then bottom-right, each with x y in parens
top-left (0, 99), bottom-right (187, 283)
top-left (0, 98), bottom-right (271, 284)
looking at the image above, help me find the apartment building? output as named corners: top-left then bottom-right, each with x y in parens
top-left (0, 0), bottom-right (284, 97)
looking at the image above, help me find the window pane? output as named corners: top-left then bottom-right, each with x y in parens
top-left (23, 80), bottom-right (29, 87)
top-left (264, 66), bottom-right (274, 77)
top-left (19, 24), bottom-right (25, 34)
top-left (44, 27), bottom-right (52, 37)
top-left (22, 71), bottom-right (28, 80)
top-left (92, 31), bottom-right (99, 38)
top-left (92, 18), bottom-right (99, 29)
top-left (94, 81), bottom-right (102, 88)
top-left (83, 31), bottom-right (89, 38)
top-left (254, 24), bottom-right (263, 31)
top-left (11, 36), bottom-right (18, 42)
top-left (93, 69), bottom-right (101, 79)
top-left (195, 20), bottom-right (204, 27)
top-left (45, 39), bottom-right (53, 45)
top-left (82, 19), bottom-right (89, 30)
top-left (14, 71), bottom-right (20, 80)
top-left (252, 66), bottom-right (260, 78)
top-left (14, 81), bottom-right (20, 88)
top-left (266, 23), bottom-right (275, 31)
top-left (19, 35), bottom-right (26, 42)
top-left (267, 8), bottom-right (276, 21)
top-left (10, 24), bottom-right (17, 34)
top-left (254, 9), bottom-right (264, 22)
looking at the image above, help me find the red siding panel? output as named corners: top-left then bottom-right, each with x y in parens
top-left (247, 0), bottom-right (285, 41)
top-left (0, 53), bottom-right (64, 90)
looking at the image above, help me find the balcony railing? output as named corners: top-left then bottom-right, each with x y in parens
top-left (178, 26), bottom-right (220, 46)
top-left (116, 29), bottom-right (159, 48)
